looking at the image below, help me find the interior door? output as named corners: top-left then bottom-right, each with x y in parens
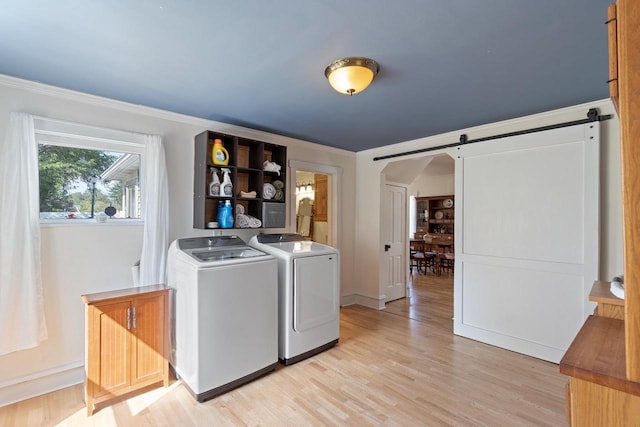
top-left (453, 122), bottom-right (599, 363)
top-left (382, 184), bottom-right (407, 302)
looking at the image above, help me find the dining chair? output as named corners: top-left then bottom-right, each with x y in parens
top-left (410, 247), bottom-right (426, 274)
top-left (439, 252), bottom-right (455, 275)
top-left (420, 242), bottom-right (438, 275)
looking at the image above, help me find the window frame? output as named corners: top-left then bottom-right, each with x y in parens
top-left (34, 117), bottom-right (146, 226)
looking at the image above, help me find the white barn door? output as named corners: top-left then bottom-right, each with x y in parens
top-left (453, 122), bottom-right (599, 363)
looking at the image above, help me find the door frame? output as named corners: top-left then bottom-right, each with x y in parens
top-left (288, 160), bottom-right (341, 249)
top-left (379, 154), bottom-right (455, 306)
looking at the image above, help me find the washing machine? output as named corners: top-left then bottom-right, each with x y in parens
top-left (167, 236), bottom-right (278, 402)
top-left (248, 233), bottom-right (339, 365)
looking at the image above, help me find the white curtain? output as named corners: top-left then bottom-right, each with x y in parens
top-left (0, 112), bottom-right (47, 355)
top-left (138, 135), bottom-right (169, 286)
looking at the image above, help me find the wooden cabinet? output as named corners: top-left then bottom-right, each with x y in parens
top-left (561, 313), bottom-right (640, 426)
top-left (560, 2), bottom-right (640, 424)
top-left (415, 195), bottom-right (454, 239)
top-left (313, 174), bottom-right (328, 222)
top-left (614, 0), bottom-right (640, 379)
top-left (560, 282), bottom-right (639, 426)
top-left (193, 130), bottom-right (287, 229)
top-left (82, 285), bottom-right (169, 416)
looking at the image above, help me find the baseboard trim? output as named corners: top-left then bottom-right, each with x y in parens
top-left (0, 361), bottom-right (84, 408)
top-left (341, 293), bottom-right (386, 310)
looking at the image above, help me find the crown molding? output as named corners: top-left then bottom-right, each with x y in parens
top-left (0, 73), bottom-right (355, 157)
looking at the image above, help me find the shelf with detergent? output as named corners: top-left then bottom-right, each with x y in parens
top-left (194, 130), bottom-right (287, 229)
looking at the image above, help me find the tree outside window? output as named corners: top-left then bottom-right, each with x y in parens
top-left (38, 145), bottom-right (140, 219)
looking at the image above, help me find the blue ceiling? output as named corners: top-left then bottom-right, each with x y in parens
top-left (0, 1), bottom-right (612, 152)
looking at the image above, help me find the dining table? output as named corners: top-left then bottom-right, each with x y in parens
top-left (411, 235), bottom-right (454, 275)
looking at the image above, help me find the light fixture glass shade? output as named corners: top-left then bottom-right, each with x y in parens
top-left (325, 57), bottom-right (379, 95)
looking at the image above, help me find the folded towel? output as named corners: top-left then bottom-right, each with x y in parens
top-left (236, 213), bottom-right (251, 228)
top-left (234, 204), bottom-right (262, 228)
top-left (264, 161), bottom-right (281, 176)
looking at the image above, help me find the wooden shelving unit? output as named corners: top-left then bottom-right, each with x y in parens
top-left (193, 131), bottom-right (287, 229)
top-left (415, 195), bottom-right (454, 239)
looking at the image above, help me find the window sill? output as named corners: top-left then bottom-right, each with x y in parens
top-left (40, 219), bottom-right (144, 228)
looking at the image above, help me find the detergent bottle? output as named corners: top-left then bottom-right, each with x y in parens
top-left (217, 201), bottom-right (225, 226)
top-left (211, 139), bottom-right (229, 165)
top-left (209, 167), bottom-right (220, 196)
top-left (217, 200), bottom-right (234, 228)
top-left (221, 168), bottom-right (233, 197)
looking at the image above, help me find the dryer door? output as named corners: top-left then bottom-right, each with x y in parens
top-left (293, 254), bottom-right (339, 332)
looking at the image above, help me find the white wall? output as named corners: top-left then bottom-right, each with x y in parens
top-left (0, 75), bottom-right (356, 406)
top-left (408, 173), bottom-right (454, 198)
top-left (353, 99), bottom-right (623, 309)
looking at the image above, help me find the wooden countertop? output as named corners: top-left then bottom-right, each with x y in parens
top-left (560, 315), bottom-right (640, 396)
top-left (81, 284), bottom-right (169, 304)
top-left (589, 280), bottom-right (624, 306)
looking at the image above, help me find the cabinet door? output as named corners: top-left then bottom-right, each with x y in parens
top-left (314, 174), bottom-right (328, 222)
top-left (93, 301), bottom-right (131, 397)
top-left (415, 197), bottom-right (429, 237)
top-left (131, 294), bottom-right (166, 384)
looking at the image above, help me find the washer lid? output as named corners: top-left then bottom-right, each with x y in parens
top-left (177, 235), bottom-right (245, 250)
top-left (189, 247), bottom-right (267, 262)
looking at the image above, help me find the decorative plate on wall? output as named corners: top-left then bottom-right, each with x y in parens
top-left (434, 210), bottom-right (444, 220)
top-left (443, 199), bottom-right (454, 208)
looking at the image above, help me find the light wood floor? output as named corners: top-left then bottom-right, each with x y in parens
top-left (384, 269), bottom-right (454, 330)
top-left (0, 272), bottom-right (568, 426)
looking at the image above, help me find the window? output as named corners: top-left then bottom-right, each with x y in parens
top-left (34, 117), bottom-right (145, 221)
top-left (409, 195), bottom-right (416, 238)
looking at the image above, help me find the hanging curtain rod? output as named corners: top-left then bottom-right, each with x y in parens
top-left (373, 108), bottom-right (613, 162)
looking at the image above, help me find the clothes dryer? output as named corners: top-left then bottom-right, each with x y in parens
top-left (248, 233), bottom-right (339, 365)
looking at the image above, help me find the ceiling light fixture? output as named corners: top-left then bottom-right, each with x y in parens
top-left (324, 57), bottom-right (379, 96)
